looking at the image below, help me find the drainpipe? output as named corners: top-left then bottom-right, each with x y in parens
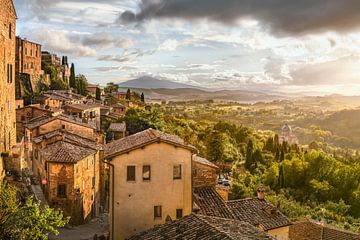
top-left (102, 158), bottom-right (114, 240)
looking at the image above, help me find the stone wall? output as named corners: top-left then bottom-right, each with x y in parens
top-left (193, 161), bottom-right (218, 188)
top-left (0, 0), bottom-right (17, 179)
top-left (15, 37), bottom-right (43, 95)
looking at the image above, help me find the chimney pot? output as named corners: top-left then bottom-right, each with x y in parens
top-left (257, 187), bottom-right (266, 200)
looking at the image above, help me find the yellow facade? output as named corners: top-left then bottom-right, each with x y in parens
top-left (268, 226), bottom-right (290, 240)
top-left (109, 142), bottom-right (193, 240)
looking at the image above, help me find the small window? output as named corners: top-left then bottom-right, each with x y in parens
top-left (62, 125), bottom-right (66, 129)
top-left (173, 165), bottom-right (182, 180)
top-left (143, 165), bottom-right (151, 181)
top-left (7, 64), bottom-right (13, 83)
top-left (9, 23), bottom-right (12, 39)
top-left (127, 166), bottom-right (136, 181)
top-left (76, 165), bottom-right (78, 174)
top-left (92, 177), bottom-right (95, 188)
top-left (176, 209), bottom-right (183, 219)
top-left (21, 116), bottom-right (25, 121)
top-left (57, 184), bottom-right (66, 198)
top-left (154, 206), bottom-right (162, 219)
top-left (86, 159), bottom-right (90, 170)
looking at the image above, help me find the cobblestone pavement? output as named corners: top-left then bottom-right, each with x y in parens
top-left (49, 213), bottom-right (109, 240)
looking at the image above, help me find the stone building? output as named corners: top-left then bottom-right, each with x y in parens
top-left (279, 124), bottom-right (298, 145)
top-left (62, 104), bottom-right (101, 130)
top-left (24, 114), bottom-right (102, 170)
top-left (15, 37), bottom-right (43, 96)
top-left (0, 0), bottom-right (17, 179)
top-left (193, 156), bottom-right (219, 188)
top-left (87, 83), bottom-right (99, 97)
top-left (16, 104), bottom-right (62, 141)
top-left (32, 133), bottom-right (102, 225)
top-left (289, 219), bottom-right (358, 240)
top-left (108, 122), bottom-right (127, 141)
top-left (104, 128), bottom-right (197, 240)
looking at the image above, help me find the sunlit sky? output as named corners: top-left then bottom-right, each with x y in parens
top-left (13, 0), bottom-right (360, 95)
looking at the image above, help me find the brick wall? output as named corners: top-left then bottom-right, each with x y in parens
top-left (0, 0), bottom-right (17, 179)
top-left (193, 161), bottom-right (218, 188)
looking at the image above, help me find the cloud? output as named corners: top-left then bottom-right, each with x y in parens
top-left (31, 29), bottom-right (97, 57)
top-left (119, 0), bottom-right (360, 35)
top-left (289, 55), bottom-right (360, 85)
top-left (73, 33), bottom-right (134, 50)
top-left (158, 39), bottom-right (179, 51)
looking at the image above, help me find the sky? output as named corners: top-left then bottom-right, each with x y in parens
top-left (13, 0), bottom-right (360, 95)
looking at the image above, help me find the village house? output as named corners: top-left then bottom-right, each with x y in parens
top-left (289, 219), bottom-right (358, 240)
top-left (33, 133), bottom-right (102, 225)
top-left (24, 114), bottom-right (102, 170)
top-left (193, 185), bottom-right (292, 240)
top-left (62, 104), bottom-right (101, 130)
top-left (0, 0), bottom-right (17, 180)
top-left (107, 122), bottom-right (127, 141)
top-left (15, 37), bottom-right (43, 96)
top-left (16, 104), bottom-right (62, 140)
top-left (104, 128), bottom-right (197, 240)
top-left (110, 103), bottom-right (126, 117)
top-left (129, 214), bottom-right (276, 240)
top-left (87, 83), bottom-right (100, 97)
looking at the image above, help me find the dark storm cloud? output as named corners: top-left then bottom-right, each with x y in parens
top-left (119, 0), bottom-right (360, 35)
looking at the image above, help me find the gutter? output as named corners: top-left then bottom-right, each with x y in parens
top-left (102, 158), bottom-right (115, 240)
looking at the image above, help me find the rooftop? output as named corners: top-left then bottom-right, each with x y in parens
top-left (128, 214), bottom-right (275, 240)
top-left (193, 156), bottom-right (219, 169)
top-left (194, 187), bottom-right (235, 219)
top-left (64, 104), bottom-right (100, 111)
top-left (33, 130), bottom-right (103, 150)
top-left (108, 122), bottom-right (126, 132)
top-left (24, 114), bottom-right (97, 130)
top-left (43, 141), bottom-right (97, 163)
top-left (105, 128), bottom-right (197, 158)
top-left (227, 198), bottom-right (292, 231)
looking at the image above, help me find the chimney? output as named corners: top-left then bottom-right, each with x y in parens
top-left (257, 187), bottom-right (266, 200)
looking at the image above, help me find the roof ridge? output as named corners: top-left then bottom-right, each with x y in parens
top-left (196, 215), bottom-right (233, 240)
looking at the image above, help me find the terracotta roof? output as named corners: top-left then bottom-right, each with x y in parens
top-left (290, 219), bottom-right (358, 240)
top-left (108, 122), bottom-right (126, 132)
top-left (104, 128), bottom-right (197, 158)
top-left (64, 104), bottom-right (100, 111)
top-left (194, 187), bottom-right (235, 219)
top-left (227, 198), bottom-right (292, 231)
top-left (128, 214), bottom-right (275, 240)
top-left (43, 141), bottom-right (97, 163)
top-left (193, 156), bottom-right (219, 169)
top-left (24, 114), bottom-right (97, 130)
top-left (33, 130), bottom-right (103, 150)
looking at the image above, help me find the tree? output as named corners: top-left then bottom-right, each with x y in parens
top-left (69, 63), bottom-right (76, 89)
top-left (75, 74), bottom-right (88, 96)
top-left (245, 139), bottom-right (254, 170)
top-left (141, 93), bottom-right (145, 103)
top-left (126, 89), bottom-right (131, 100)
top-left (104, 82), bottom-right (118, 94)
top-left (96, 87), bottom-right (101, 100)
top-left (124, 108), bottom-right (165, 135)
top-left (0, 183), bottom-right (69, 240)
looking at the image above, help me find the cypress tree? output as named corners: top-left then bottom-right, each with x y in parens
top-left (245, 139), bottom-right (254, 170)
top-left (96, 87), bottom-right (101, 100)
top-left (126, 89), bottom-right (131, 100)
top-left (70, 63), bottom-right (76, 89)
top-left (141, 93), bottom-right (145, 103)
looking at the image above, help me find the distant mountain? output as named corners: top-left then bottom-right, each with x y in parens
top-left (119, 76), bottom-right (199, 89)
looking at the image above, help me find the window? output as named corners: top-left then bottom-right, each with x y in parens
top-left (76, 165), bottom-right (79, 174)
top-left (176, 209), bottom-right (183, 219)
top-left (21, 116), bottom-right (25, 121)
top-left (173, 165), bottom-right (182, 180)
top-left (86, 159), bottom-right (90, 170)
top-left (127, 166), bottom-right (136, 181)
top-left (142, 165), bottom-right (151, 181)
top-left (7, 64), bottom-right (13, 83)
top-left (9, 24), bottom-right (12, 39)
top-left (62, 125), bottom-right (66, 129)
top-left (154, 206), bottom-right (162, 219)
top-left (57, 184), bottom-right (66, 198)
